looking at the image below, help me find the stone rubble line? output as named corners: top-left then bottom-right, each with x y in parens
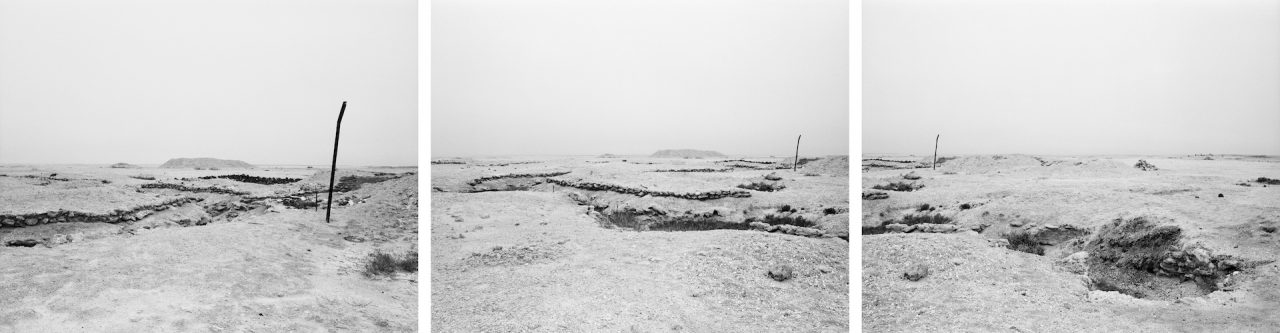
top-left (651, 168), bottom-right (732, 173)
top-left (722, 163), bottom-right (789, 170)
top-left (861, 158), bottom-right (917, 164)
top-left (141, 183), bottom-right (250, 195)
top-left (716, 159), bottom-right (779, 164)
top-left (0, 197), bottom-right (204, 228)
top-left (193, 174), bottom-right (303, 185)
top-left (465, 171), bottom-right (573, 186)
top-left (545, 178), bottom-right (752, 200)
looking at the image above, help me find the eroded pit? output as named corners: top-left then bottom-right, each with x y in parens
top-left (1083, 217), bottom-right (1254, 300)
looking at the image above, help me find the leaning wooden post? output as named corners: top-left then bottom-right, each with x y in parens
top-left (793, 135), bottom-right (802, 172)
top-left (932, 134), bottom-right (940, 170)
top-left (325, 101), bottom-right (347, 223)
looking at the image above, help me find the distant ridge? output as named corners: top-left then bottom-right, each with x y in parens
top-left (650, 149), bottom-right (725, 158)
top-left (159, 158), bottom-right (254, 169)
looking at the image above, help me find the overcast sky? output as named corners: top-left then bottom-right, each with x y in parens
top-left (431, 0), bottom-right (849, 158)
top-left (865, 0), bottom-right (1280, 156)
top-left (0, 0), bottom-right (416, 165)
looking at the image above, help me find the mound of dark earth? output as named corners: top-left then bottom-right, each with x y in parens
top-left (159, 158), bottom-right (254, 169)
top-left (650, 149), bottom-right (725, 158)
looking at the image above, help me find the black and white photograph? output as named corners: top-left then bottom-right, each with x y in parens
top-left (0, 0), bottom-right (419, 331)
top-left (862, 0), bottom-right (1280, 331)
top-left (431, 0), bottom-right (850, 331)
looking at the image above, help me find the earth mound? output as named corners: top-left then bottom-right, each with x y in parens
top-left (159, 158), bottom-right (254, 169)
top-left (650, 149), bottom-right (725, 158)
top-left (934, 154), bottom-right (1042, 173)
top-left (798, 156), bottom-right (850, 176)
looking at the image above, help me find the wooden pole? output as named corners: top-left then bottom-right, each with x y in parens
top-left (932, 134), bottom-right (940, 170)
top-left (793, 135), bottom-right (802, 172)
top-left (325, 101), bottom-right (347, 223)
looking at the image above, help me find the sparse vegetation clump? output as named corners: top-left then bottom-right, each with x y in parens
top-left (737, 181), bottom-right (786, 192)
top-left (1004, 230), bottom-right (1044, 255)
top-left (822, 207), bottom-right (839, 215)
top-left (959, 203), bottom-right (973, 210)
top-left (871, 181), bottom-right (922, 192)
top-left (916, 203), bottom-right (934, 212)
top-left (862, 191), bottom-right (889, 200)
top-left (892, 213), bottom-right (952, 226)
top-left (1256, 177), bottom-right (1280, 185)
top-left (748, 214), bottom-right (817, 228)
top-left (363, 250), bottom-right (418, 277)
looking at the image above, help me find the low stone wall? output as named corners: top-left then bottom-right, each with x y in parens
top-left (652, 168), bottom-right (731, 173)
top-left (0, 197), bottom-right (203, 228)
top-left (196, 174), bottom-right (301, 185)
top-left (546, 178), bottom-right (751, 200)
top-left (141, 183), bottom-right (249, 195)
top-left (465, 171), bottom-right (572, 186)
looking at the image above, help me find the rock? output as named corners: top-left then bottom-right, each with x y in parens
top-left (1009, 221), bottom-right (1023, 227)
top-left (903, 264), bottom-right (930, 281)
top-left (950, 258), bottom-right (964, 266)
top-left (885, 223), bottom-right (909, 233)
top-left (25, 217), bottom-right (38, 226)
top-left (987, 239), bottom-right (1010, 248)
top-left (1218, 193), bottom-right (1224, 198)
top-left (764, 172), bottom-right (783, 181)
top-left (1058, 251), bottom-right (1090, 274)
top-left (925, 224), bottom-right (958, 233)
top-left (777, 225), bottom-right (825, 237)
top-left (1261, 226), bottom-right (1277, 233)
top-left (767, 265), bottom-right (794, 281)
top-left (748, 222), bottom-right (771, 230)
top-left (46, 234), bottom-right (71, 246)
top-left (816, 265), bottom-right (833, 273)
top-left (343, 235), bottom-right (366, 243)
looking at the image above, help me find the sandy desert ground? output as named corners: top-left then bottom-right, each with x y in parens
top-left (430, 155), bottom-right (850, 332)
top-left (0, 164), bottom-right (418, 332)
top-left (860, 154), bottom-right (1280, 332)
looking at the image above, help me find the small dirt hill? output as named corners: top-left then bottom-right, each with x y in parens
top-left (799, 156), bottom-right (850, 176)
top-left (651, 149), bottom-right (725, 158)
top-left (159, 158), bottom-right (254, 169)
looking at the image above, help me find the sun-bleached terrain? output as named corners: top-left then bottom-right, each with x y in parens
top-left (861, 154), bottom-right (1280, 332)
top-left (431, 155), bottom-right (850, 332)
top-left (0, 164), bottom-right (418, 332)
